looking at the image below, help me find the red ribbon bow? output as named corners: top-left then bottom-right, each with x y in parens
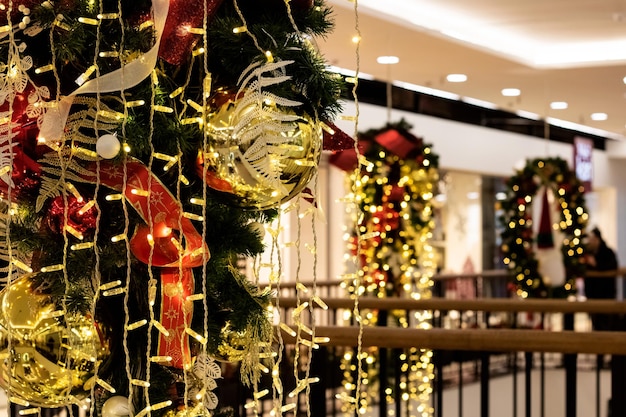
top-left (99, 159), bottom-right (209, 368)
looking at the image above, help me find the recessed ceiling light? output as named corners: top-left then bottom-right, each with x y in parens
top-left (623, 76), bottom-right (626, 84)
top-left (501, 88), bottom-right (521, 97)
top-left (376, 55), bottom-right (400, 65)
top-left (446, 73), bottom-right (467, 82)
top-left (550, 101), bottom-right (568, 110)
top-left (591, 112), bottom-right (608, 121)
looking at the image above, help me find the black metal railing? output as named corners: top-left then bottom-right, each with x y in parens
top-left (259, 296), bottom-right (626, 417)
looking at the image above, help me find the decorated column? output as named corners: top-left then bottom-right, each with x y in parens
top-left (331, 120), bottom-right (439, 417)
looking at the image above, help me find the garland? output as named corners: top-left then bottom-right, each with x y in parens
top-left (500, 157), bottom-right (588, 298)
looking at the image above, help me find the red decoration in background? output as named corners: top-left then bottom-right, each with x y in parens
top-left (158, 0), bottom-right (225, 65)
top-left (329, 128), bottom-right (426, 172)
top-left (374, 129), bottom-right (421, 159)
top-left (372, 207), bottom-right (400, 232)
top-left (45, 196), bottom-right (98, 237)
top-left (322, 122), bottom-right (355, 151)
top-left (536, 188), bottom-right (554, 249)
top-left (328, 140), bottom-right (370, 172)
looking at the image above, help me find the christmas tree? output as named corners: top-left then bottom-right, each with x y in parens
top-left (0, 0), bottom-right (343, 416)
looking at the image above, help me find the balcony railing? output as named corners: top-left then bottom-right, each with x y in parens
top-left (237, 270), bottom-right (626, 417)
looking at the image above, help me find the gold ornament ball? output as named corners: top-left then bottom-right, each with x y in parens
top-left (0, 275), bottom-right (108, 407)
top-left (164, 407), bottom-right (211, 417)
top-left (214, 325), bottom-right (248, 363)
top-left (199, 89), bottom-right (322, 209)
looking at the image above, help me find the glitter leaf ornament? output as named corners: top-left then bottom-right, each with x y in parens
top-left (201, 60), bottom-right (322, 209)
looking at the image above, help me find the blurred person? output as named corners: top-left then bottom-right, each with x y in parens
top-left (584, 227), bottom-right (619, 321)
top-left (584, 229), bottom-right (623, 417)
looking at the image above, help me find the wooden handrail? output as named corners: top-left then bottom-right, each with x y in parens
top-left (275, 268), bottom-right (626, 289)
top-left (279, 326), bottom-right (626, 355)
top-left (276, 296), bottom-right (626, 314)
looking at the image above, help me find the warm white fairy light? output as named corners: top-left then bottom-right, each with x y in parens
top-left (78, 17), bottom-right (98, 25)
top-left (150, 320), bottom-right (170, 336)
top-left (97, 12), bottom-right (119, 19)
top-left (125, 99), bottom-right (145, 107)
top-left (71, 241), bottom-right (95, 251)
top-left (102, 287), bottom-right (126, 297)
top-left (95, 378), bottom-right (116, 393)
top-left (11, 258), bottom-right (33, 273)
top-left (53, 14), bottom-right (71, 30)
top-left (18, 408), bottom-right (40, 415)
top-left (184, 327), bottom-right (207, 344)
top-left (150, 356), bottom-right (172, 363)
top-left (98, 50), bottom-right (120, 58)
top-left (152, 105), bottom-right (174, 113)
top-left (110, 233), bottom-right (127, 242)
top-left (40, 264), bottom-right (64, 273)
top-left (9, 397), bottom-right (30, 407)
top-left (97, 109), bottom-right (124, 120)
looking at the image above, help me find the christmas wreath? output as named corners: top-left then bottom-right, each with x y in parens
top-left (500, 157), bottom-right (588, 298)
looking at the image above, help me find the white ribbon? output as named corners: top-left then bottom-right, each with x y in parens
top-left (38, 0), bottom-right (170, 142)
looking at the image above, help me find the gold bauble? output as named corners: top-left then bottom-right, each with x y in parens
top-left (214, 325), bottom-right (248, 363)
top-left (0, 275), bottom-right (108, 407)
top-left (199, 89), bottom-right (322, 209)
top-left (164, 407), bottom-right (211, 417)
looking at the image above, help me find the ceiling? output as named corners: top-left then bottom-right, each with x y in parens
top-left (320, 0), bottom-right (626, 140)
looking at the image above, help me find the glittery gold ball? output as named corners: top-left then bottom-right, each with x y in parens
top-left (198, 89), bottom-right (322, 209)
top-left (214, 325), bottom-right (248, 363)
top-left (0, 275), bottom-right (108, 407)
top-left (164, 406), bottom-right (212, 417)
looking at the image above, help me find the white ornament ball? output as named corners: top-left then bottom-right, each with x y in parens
top-left (96, 134), bottom-right (121, 159)
top-left (248, 221), bottom-right (266, 239)
top-left (102, 396), bottom-right (130, 417)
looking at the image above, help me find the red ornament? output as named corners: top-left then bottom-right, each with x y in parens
top-left (158, 0), bottom-right (225, 65)
top-left (45, 196), bottom-right (98, 237)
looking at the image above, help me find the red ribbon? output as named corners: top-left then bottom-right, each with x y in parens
top-left (158, 0), bottom-right (225, 65)
top-left (98, 159), bottom-right (209, 368)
